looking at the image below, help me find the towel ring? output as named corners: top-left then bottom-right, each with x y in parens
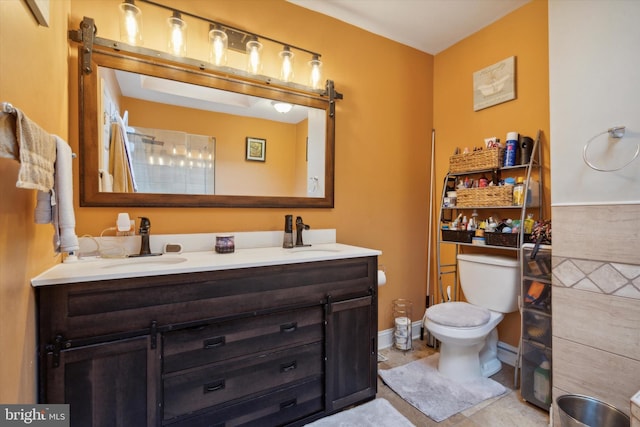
top-left (582, 126), bottom-right (639, 172)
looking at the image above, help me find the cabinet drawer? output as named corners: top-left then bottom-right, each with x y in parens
top-left (164, 377), bottom-right (323, 427)
top-left (523, 257), bottom-right (551, 282)
top-left (523, 245), bottom-right (552, 282)
top-left (522, 309), bottom-right (551, 347)
top-left (163, 307), bottom-right (323, 373)
top-left (523, 279), bottom-right (551, 313)
top-left (520, 340), bottom-right (552, 411)
top-left (163, 342), bottom-right (322, 420)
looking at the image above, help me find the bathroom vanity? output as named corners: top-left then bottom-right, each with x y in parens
top-left (33, 244), bottom-right (380, 426)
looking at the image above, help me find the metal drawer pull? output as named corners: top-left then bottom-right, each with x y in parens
top-left (203, 379), bottom-right (225, 393)
top-left (280, 361), bottom-right (297, 373)
top-left (280, 398), bottom-right (297, 409)
top-left (204, 336), bottom-right (226, 349)
top-left (280, 322), bottom-right (298, 333)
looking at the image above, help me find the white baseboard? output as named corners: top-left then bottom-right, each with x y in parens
top-left (496, 341), bottom-right (518, 367)
top-left (378, 321), bottom-right (424, 350)
top-left (378, 324), bottom-right (519, 368)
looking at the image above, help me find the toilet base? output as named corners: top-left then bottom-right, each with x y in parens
top-left (435, 328), bottom-right (503, 381)
top-left (480, 356), bottom-right (502, 377)
top-left (479, 328), bottom-right (502, 377)
top-left (438, 341), bottom-right (484, 381)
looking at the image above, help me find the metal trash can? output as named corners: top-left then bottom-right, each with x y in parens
top-left (557, 394), bottom-right (629, 427)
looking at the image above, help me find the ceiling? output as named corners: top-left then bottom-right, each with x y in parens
top-left (112, 69), bottom-right (311, 125)
top-left (287, 0), bottom-right (530, 55)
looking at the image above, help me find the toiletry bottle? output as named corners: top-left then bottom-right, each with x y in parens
top-left (533, 360), bottom-right (551, 404)
top-left (491, 168), bottom-right (500, 186)
top-left (524, 213), bottom-right (535, 234)
top-left (513, 177), bottom-right (525, 206)
top-left (503, 131), bottom-right (519, 167)
top-left (283, 215), bottom-right (294, 248)
top-left (468, 210), bottom-right (478, 231)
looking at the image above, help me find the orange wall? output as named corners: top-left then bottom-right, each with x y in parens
top-left (122, 98), bottom-right (300, 196)
top-left (433, 0), bottom-right (550, 347)
top-left (69, 0), bottom-right (434, 335)
top-left (0, 0), bottom-right (70, 402)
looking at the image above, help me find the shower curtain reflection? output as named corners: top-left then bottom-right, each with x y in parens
top-left (127, 127), bottom-right (215, 195)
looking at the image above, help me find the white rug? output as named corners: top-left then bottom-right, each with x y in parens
top-left (378, 353), bottom-right (507, 422)
top-left (304, 398), bottom-right (414, 426)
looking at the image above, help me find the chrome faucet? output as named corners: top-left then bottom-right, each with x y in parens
top-left (295, 216), bottom-right (311, 247)
top-left (138, 217), bottom-right (151, 255)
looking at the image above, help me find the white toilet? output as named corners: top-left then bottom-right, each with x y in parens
top-left (424, 253), bottom-right (520, 381)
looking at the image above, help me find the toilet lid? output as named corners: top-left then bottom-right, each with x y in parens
top-left (426, 302), bottom-right (491, 327)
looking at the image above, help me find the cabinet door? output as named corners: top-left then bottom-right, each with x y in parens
top-left (325, 294), bottom-right (377, 411)
top-left (45, 336), bottom-right (160, 427)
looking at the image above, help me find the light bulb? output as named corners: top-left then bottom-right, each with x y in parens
top-left (309, 54), bottom-right (323, 90)
top-left (167, 11), bottom-right (187, 57)
top-left (279, 46), bottom-right (295, 82)
top-left (209, 25), bottom-right (228, 66)
top-left (246, 38), bottom-right (263, 75)
top-left (119, 0), bottom-right (143, 46)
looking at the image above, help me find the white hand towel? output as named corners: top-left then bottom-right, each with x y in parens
top-left (0, 108), bottom-right (56, 191)
top-left (51, 136), bottom-right (79, 253)
top-left (34, 190), bottom-right (52, 223)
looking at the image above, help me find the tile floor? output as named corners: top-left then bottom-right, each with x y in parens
top-left (377, 339), bottom-right (550, 426)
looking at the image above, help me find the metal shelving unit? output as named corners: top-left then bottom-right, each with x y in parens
top-left (435, 131), bottom-right (543, 304)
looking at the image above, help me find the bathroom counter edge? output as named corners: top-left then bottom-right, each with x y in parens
top-left (31, 243), bottom-right (382, 287)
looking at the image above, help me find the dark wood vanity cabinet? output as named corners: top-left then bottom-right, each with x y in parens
top-left (37, 257), bottom-right (378, 427)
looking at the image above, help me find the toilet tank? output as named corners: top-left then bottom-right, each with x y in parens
top-left (457, 253), bottom-right (520, 313)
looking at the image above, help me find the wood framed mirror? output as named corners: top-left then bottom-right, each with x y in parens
top-left (75, 23), bottom-right (337, 208)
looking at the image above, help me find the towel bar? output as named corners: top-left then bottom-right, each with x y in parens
top-left (2, 101), bottom-right (77, 159)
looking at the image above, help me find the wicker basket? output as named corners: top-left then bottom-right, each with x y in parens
top-left (441, 230), bottom-right (475, 243)
top-left (449, 148), bottom-right (503, 173)
top-left (456, 185), bottom-right (513, 207)
top-left (485, 232), bottom-right (532, 247)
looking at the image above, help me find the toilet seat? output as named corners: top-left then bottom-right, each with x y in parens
top-left (426, 302), bottom-right (491, 328)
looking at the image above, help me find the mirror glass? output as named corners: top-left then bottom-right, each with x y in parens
top-left (79, 45), bottom-right (335, 208)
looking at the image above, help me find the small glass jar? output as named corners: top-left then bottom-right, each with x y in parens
top-left (215, 235), bottom-right (235, 254)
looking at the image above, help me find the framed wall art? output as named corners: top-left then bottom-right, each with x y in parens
top-left (473, 56), bottom-right (516, 111)
top-left (24, 0), bottom-right (50, 26)
top-left (246, 137), bottom-right (266, 162)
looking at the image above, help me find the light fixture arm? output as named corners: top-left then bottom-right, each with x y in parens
top-left (137, 0), bottom-right (321, 59)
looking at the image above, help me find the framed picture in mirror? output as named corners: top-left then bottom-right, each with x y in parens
top-left (246, 137), bottom-right (266, 162)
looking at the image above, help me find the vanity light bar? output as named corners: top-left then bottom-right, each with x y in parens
top-left (69, 17), bottom-right (341, 99)
top-left (137, 0), bottom-right (321, 57)
top-left (135, 0), bottom-right (324, 87)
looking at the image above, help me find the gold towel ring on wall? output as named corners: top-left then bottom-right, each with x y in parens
top-left (582, 126), bottom-right (639, 172)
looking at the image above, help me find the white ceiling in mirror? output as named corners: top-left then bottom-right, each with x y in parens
top-left (113, 69), bottom-right (311, 124)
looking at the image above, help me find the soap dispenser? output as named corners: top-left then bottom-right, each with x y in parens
top-left (283, 215), bottom-right (294, 248)
top-left (533, 359), bottom-right (551, 404)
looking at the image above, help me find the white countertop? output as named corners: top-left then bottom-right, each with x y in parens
top-left (31, 243), bottom-right (382, 287)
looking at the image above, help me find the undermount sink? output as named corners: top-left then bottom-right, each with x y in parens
top-left (102, 256), bottom-right (188, 269)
